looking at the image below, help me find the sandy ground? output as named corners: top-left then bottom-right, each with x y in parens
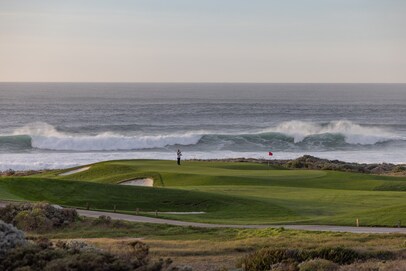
top-left (119, 178), bottom-right (153, 187)
top-left (59, 166), bottom-right (90, 176)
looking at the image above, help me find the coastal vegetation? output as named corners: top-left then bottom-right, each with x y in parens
top-left (0, 201), bottom-right (405, 270)
top-left (1, 209), bottom-right (405, 270)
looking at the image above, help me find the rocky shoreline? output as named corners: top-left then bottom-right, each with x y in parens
top-left (1, 155), bottom-right (405, 176)
top-left (191, 155), bottom-right (406, 176)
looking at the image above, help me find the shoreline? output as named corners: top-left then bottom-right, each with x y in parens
top-left (1, 155), bottom-right (405, 177)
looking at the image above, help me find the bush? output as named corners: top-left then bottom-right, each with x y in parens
top-left (271, 259), bottom-right (299, 271)
top-left (239, 247), bottom-right (365, 271)
top-left (339, 259), bottom-right (406, 271)
top-left (91, 215), bottom-right (129, 228)
top-left (298, 258), bottom-right (339, 271)
top-left (55, 240), bottom-right (100, 253)
top-left (310, 247), bottom-right (362, 265)
top-left (0, 220), bottom-right (27, 258)
top-left (14, 209), bottom-right (53, 232)
top-left (0, 238), bottom-right (181, 271)
top-left (42, 251), bottom-right (134, 271)
top-left (92, 215), bottom-right (112, 225)
top-left (0, 242), bottom-right (64, 271)
top-left (240, 248), bottom-right (303, 271)
top-left (0, 202), bottom-right (78, 231)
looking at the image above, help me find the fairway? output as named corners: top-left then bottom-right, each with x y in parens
top-left (1, 160), bottom-right (405, 226)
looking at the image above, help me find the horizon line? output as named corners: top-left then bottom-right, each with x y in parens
top-left (1, 81), bottom-right (405, 84)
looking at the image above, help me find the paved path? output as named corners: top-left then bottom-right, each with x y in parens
top-left (78, 209), bottom-right (406, 234)
top-left (1, 202), bottom-right (405, 234)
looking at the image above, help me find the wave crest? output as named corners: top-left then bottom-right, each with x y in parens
top-left (1, 121), bottom-right (403, 151)
top-left (265, 120), bottom-right (400, 145)
top-left (10, 122), bottom-right (202, 151)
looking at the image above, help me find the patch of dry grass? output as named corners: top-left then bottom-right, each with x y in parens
top-left (58, 231), bottom-right (405, 271)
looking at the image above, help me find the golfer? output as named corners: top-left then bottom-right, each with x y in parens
top-left (177, 149), bottom-right (182, 165)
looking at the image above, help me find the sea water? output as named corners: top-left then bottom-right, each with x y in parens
top-left (0, 83), bottom-right (405, 170)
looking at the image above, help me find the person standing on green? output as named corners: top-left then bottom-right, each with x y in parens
top-left (177, 149), bottom-right (182, 165)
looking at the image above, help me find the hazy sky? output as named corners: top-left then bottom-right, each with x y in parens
top-left (0, 0), bottom-right (405, 82)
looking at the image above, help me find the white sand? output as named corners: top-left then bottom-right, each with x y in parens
top-left (119, 178), bottom-right (154, 187)
top-left (59, 166), bottom-right (90, 176)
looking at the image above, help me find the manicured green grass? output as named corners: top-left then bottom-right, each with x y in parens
top-left (1, 160), bottom-right (406, 226)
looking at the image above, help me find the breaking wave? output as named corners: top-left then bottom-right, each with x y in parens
top-left (0, 121), bottom-right (404, 152)
top-left (263, 120), bottom-right (401, 145)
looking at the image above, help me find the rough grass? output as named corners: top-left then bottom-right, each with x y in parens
top-left (1, 159), bottom-right (405, 226)
top-left (39, 218), bottom-right (406, 271)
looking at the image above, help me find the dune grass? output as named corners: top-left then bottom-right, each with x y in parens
top-left (1, 159), bottom-right (405, 226)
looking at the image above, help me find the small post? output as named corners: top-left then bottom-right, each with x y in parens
top-left (86, 202), bottom-right (90, 210)
top-left (356, 218), bottom-right (359, 227)
top-left (114, 205), bottom-right (116, 213)
top-left (136, 208), bottom-right (139, 215)
top-left (398, 220), bottom-right (401, 228)
top-left (155, 210), bottom-right (158, 217)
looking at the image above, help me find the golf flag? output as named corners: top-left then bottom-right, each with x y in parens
top-left (268, 151), bottom-right (273, 156)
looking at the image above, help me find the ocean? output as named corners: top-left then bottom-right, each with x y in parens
top-left (0, 83), bottom-right (405, 170)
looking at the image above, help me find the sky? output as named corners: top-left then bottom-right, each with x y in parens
top-left (0, 0), bottom-right (405, 83)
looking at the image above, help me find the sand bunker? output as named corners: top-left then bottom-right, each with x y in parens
top-left (119, 178), bottom-right (154, 187)
top-left (154, 211), bottom-right (206, 215)
top-left (59, 166), bottom-right (90, 176)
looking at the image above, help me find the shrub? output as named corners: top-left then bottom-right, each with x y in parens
top-left (92, 215), bottom-right (112, 225)
top-left (239, 247), bottom-right (365, 271)
top-left (0, 202), bottom-right (78, 231)
top-left (0, 242), bottom-right (64, 271)
top-left (310, 247), bottom-right (362, 265)
top-left (240, 248), bottom-right (304, 271)
top-left (0, 220), bottom-right (27, 258)
top-left (339, 259), bottom-right (406, 271)
top-left (43, 251), bottom-right (134, 271)
top-left (271, 259), bottom-right (299, 271)
top-left (298, 258), bottom-right (339, 271)
top-left (14, 209), bottom-right (53, 232)
top-left (0, 238), bottom-right (181, 271)
top-left (55, 240), bottom-right (100, 253)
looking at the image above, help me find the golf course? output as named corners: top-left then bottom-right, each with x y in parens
top-left (0, 159), bottom-right (405, 227)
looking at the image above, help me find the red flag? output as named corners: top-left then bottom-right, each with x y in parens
top-left (268, 152), bottom-right (273, 156)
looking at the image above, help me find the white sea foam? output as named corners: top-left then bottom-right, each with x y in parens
top-left (6, 120), bottom-right (404, 152)
top-left (12, 122), bottom-right (203, 151)
top-left (265, 120), bottom-right (400, 145)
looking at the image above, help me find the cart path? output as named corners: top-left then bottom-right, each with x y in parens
top-left (78, 209), bottom-right (406, 234)
top-left (1, 202), bottom-right (404, 234)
